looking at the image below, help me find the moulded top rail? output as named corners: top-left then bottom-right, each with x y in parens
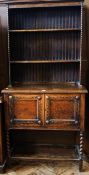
top-left (0, 0), bottom-right (83, 8)
top-left (0, 0), bottom-right (84, 3)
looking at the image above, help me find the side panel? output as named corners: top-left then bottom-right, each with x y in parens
top-left (0, 5), bottom-right (8, 91)
top-left (0, 5), bottom-right (8, 171)
top-left (0, 96), bottom-right (6, 172)
top-left (0, 98), bottom-right (3, 163)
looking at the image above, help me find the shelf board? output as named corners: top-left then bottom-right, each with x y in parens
top-left (9, 28), bottom-right (81, 33)
top-left (10, 145), bottom-right (80, 161)
top-left (10, 60), bottom-right (80, 64)
top-left (7, 82), bottom-right (83, 91)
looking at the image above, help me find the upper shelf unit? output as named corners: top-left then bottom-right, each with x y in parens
top-left (9, 31), bottom-right (80, 61)
top-left (9, 6), bottom-right (81, 30)
top-left (8, 2), bottom-right (82, 85)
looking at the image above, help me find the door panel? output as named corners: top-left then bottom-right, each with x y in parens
top-left (9, 94), bottom-right (43, 128)
top-left (45, 94), bottom-right (80, 130)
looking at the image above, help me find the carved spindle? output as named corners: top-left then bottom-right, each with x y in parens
top-left (79, 131), bottom-right (83, 172)
top-left (6, 130), bottom-right (10, 160)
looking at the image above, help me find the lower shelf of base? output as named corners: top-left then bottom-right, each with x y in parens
top-left (10, 145), bottom-right (80, 161)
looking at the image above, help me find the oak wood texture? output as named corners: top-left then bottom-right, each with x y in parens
top-left (1, 86), bottom-right (87, 172)
top-left (2, 86), bottom-right (87, 130)
top-left (2, 84), bottom-right (87, 94)
top-left (45, 94), bottom-right (80, 129)
top-left (0, 0), bottom-right (87, 172)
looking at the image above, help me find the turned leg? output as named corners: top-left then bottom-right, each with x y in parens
top-left (79, 131), bottom-right (83, 172)
top-left (6, 130), bottom-right (10, 161)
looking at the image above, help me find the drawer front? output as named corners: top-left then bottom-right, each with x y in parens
top-left (45, 94), bottom-right (80, 129)
top-left (9, 94), bottom-right (43, 128)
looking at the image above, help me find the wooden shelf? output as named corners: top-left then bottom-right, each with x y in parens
top-left (10, 60), bottom-right (80, 64)
top-left (6, 82), bottom-right (80, 88)
top-left (9, 28), bottom-right (81, 33)
top-left (10, 145), bottom-right (80, 161)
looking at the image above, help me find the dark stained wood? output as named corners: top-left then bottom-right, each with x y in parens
top-left (10, 145), bottom-right (80, 161)
top-left (7, 4), bottom-right (82, 85)
top-left (2, 86), bottom-right (87, 170)
top-left (2, 88), bottom-right (87, 129)
top-left (0, 0), bottom-right (87, 172)
top-left (10, 130), bottom-right (79, 145)
top-left (45, 94), bottom-right (80, 129)
top-left (2, 85), bottom-right (88, 94)
top-left (0, 5), bottom-right (8, 91)
top-left (0, 96), bottom-right (6, 173)
top-left (0, 97), bottom-right (3, 163)
top-left (83, 1), bottom-right (89, 157)
top-left (8, 94), bottom-right (44, 128)
top-left (0, 5), bottom-right (8, 172)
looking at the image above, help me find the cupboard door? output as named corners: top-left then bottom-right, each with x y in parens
top-left (45, 94), bottom-right (80, 130)
top-left (9, 94), bottom-right (43, 128)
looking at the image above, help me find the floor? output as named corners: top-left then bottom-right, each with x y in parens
top-left (1, 158), bottom-right (89, 175)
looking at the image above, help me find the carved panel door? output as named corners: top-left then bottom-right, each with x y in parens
top-left (9, 94), bottom-right (44, 128)
top-left (45, 94), bottom-right (80, 130)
